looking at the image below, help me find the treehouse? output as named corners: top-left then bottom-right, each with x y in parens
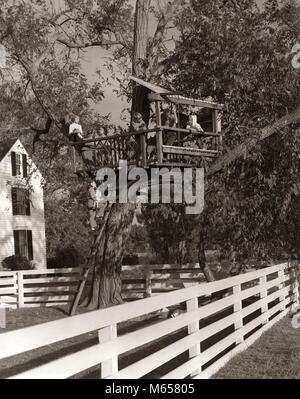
top-left (71, 77), bottom-right (224, 177)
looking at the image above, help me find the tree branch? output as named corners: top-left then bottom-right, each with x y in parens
top-left (56, 37), bottom-right (123, 49)
top-left (31, 117), bottom-right (53, 153)
top-left (207, 105), bottom-right (300, 177)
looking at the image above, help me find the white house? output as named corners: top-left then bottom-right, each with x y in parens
top-left (0, 139), bottom-right (46, 269)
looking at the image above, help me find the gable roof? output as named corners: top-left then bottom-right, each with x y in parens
top-left (0, 138), bottom-right (43, 180)
top-left (0, 139), bottom-right (18, 162)
top-left (129, 76), bottom-right (224, 110)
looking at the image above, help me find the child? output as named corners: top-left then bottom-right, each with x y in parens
top-left (69, 115), bottom-right (84, 142)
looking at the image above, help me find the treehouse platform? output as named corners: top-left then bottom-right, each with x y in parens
top-left (71, 77), bottom-right (224, 176)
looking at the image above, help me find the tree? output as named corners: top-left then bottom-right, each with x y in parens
top-left (164, 0), bottom-right (300, 267)
top-left (1, 0), bottom-right (299, 306)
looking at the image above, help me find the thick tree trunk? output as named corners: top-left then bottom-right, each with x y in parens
top-left (83, 202), bottom-right (136, 309)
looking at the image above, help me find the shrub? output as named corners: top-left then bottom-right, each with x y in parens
top-left (122, 254), bottom-right (139, 265)
top-left (54, 247), bottom-right (82, 268)
top-left (2, 255), bottom-right (33, 271)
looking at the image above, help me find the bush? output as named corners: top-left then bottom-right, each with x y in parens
top-left (54, 247), bottom-right (82, 268)
top-left (2, 255), bottom-right (33, 271)
top-left (122, 254), bottom-right (139, 265)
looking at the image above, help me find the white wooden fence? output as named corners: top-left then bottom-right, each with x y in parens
top-left (0, 268), bottom-right (87, 308)
top-left (0, 264), bottom-right (205, 308)
top-left (0, 262), bottom-right (298, 379)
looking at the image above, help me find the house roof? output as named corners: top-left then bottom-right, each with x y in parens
top-left (0, 139), bottom-right (18, 162)
top-left (0, 138), bottom-right (44, 180)
top-left (129, 76), bottom-right (224, 110)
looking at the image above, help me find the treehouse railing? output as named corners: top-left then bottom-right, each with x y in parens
top-left (71, 125), bottom-right (223, 174)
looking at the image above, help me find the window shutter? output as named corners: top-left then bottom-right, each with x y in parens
top-left (11, 152), bottom-right (16, 176)
top-left (11, 188), bottom-right (17, 215)
top-left (22, 154), bottom-right (27, 177)
top-left (13, 231), bottom-right (20, 256)
top-left (26, 193), bottom-right (31, 216)
top-left (27, 230), bottom-right (33, 260)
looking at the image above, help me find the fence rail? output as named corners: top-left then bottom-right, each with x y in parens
top-left (0, 262), bottom-right (298, 379)
top-left (0, 264), bottom-right (205, 308)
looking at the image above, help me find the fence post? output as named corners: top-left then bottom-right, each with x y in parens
top-left (155, 101), bottom-right (163, 163)
top-left (278, 266), bottom-right (286, 312)
top-left (17, 272), bottom-right (24, 308)
top-left (186, 296), bottom-right (201, 377)
top-left (98, 324), bottom-right (118, 378)
top-left (290, 263), bottom-right (299, 307)
top-left (145, 269), bottom-right (152, 297)
top-left (259, 275), bottom-right (268, 324)
top-left (233, 284), bottom-right (243, 344)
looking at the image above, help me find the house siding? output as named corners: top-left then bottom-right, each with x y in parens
top-left (0, 140), bottom-right (46, 269)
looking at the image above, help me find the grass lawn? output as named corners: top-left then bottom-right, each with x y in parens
top-left (213, 314), bottom-right (300, 379)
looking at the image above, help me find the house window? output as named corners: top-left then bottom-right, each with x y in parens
top-left (11, 187), bottom-right (30, 216)
top-left (11, 152), bottom-right (27, 177)
top-left (13, 230), bottom-right (33, 260)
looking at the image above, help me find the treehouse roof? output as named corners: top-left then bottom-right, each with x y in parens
top-left (129, 76), bottom-right (224, 110)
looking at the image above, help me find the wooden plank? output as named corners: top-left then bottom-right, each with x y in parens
top-left (99, 325), bottom-right (118, 378)
top-left (20, 268), bottom-right (87, 276)
top-left (162, 145), bottom-right (218, 158)
top-left (212, 109), bottom-right (222, 148)
top-left (17, 272), bottom-right (24, 308)
top-left (23, 286), bottom-right (76, 293)
top-left (145, 269), bottom-right (152, 297)
top-left (259, 275), bottom-right (268, 324)
top-left (158, 125), bottom-right (222, 137)
top-left (0, 296), bottom-right (17, 303)
top-left (148, 92), bottom-right (224, 110)
top-left (155, 101), bottom-right (163, 163)
top-left (23, 277), bottom-right (80, 284)
top-left (0, 278), bottom-right (16, 286)
top-left (233, 285), bottom-right (243, 344)
top-left (24, 295), bottom-right (74, 302)
top-left (69, 267), bottom-right (91, 316)
top-left (0, 288), bottom-right (17, 295)
top-left (22, 302), bottom-right (70, 308)
top-left (0, 271), bottom-right (17, 277)
top-left (186, 297), bottom-right (200, 377)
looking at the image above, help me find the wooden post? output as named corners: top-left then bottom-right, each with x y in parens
top-left (69, 267), bottom-right (91, 316)
top-left (212, 109), bottom-right (222, 150)
top-left (140, 132), bottom-right (147, 167)
top-left (155, 101), bottom-right (163, 163)
top-left (186, 297), bottom-right (201, 377)
top-left (72, 147), bottom-right (77, 173)
top-left (17, 272), bottom-right (24, 308)
top-left (145, 269), bottom-right (152, 297)
top-left (98, 324), bottom-right (118, 378)
top-left (259, 275), bottom-right (268, 324)
top-left (278, 267), bottom-right (286, 312)
top-left (292, 264), bottom-right (299, 306)
top-left (233, 284), bottom-right (243, 344)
